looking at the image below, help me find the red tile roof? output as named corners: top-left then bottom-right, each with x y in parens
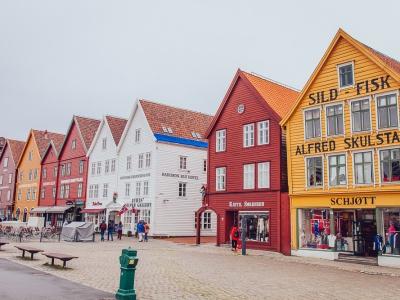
top-left (75, 116), bottom-right (101, 151)
top-left (6, 139), bottom-right (25, 164)
top-left (139, 99), bottom-right (213, 142)
top-left (106, 116), bottom-right (127, 146)
top-left (364, 44), bottom-right (400, 77)
top-left (32, 130), bottom-right (66, 159)
top-left (242, 71), bottom-right (300, 119)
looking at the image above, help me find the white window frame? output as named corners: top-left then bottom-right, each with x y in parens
top-left (143, 181), bottom-right (149, 196)
top-left (8, 173), bottom-right (12, 184)
top-left (179, 156), bottom-right (187, 170)
top-left (103, 183), bottom-right (108, 198)
top-left (135, 128), bottom-right (141, 143)
top-left (178, 182), bottom-right (187, 198)
top-left (378, 146), bottom-right (400, 185)
top-left (125, 183), bottom-right (130, 197)
top-left (374, 91), bottom-right (400, 131)
top-left (96, 162), bottom-right (102, 175)
top-left (257, 120), bottom-right (270, 145)
top-left (352, 150), bottom-right (375, 186)
top-left (202, 211), bottom-right (212, 230)
top-left (257, 162), bottom-right (270, 189)
top-left (303, 107), bottom-right (322, 140)
top-left (325, 102), bottom-right (345, 137)
top-left (77, 183), bottom-right (83, 198)
top-left (349, 97), bottom-right (372, 134)
top-left (216, 167), bottom-right (226, 191)
top-left (91, 163), bottom-right (96, 175)
top-left (105, 160), bottom-right (110, 174)
top-left (304, 155), bottom-right (324, 189)
top-left (138, 154), bottom-right (144, 169)
top-left (102, 138), bottom-right (107, 150)
top-left (326, 153), bottom-right (348, 188)
top-left (145, 152), bottom-right (151, 168)
top-left (243, 163), bottom-right (255, 189)
top-left (126, 155), bottom-right (132, 171)
top-left (111, 159), bottom-right (116, 173)
top-left (243, 123), bottom-right (255, 148)
top-left (136, 181), bottom-right (141, 196)
top-left (216, 129), bottom-right (226, 152)
top-left (3, 157), bottom-right (9, 168)
top-left (71, 139), bottom-right (77, 150)
top-left (337, 61), bottom-right (355, 90)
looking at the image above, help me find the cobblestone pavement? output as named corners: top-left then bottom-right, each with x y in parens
top-left (1, 237), bottom-right (400, 299)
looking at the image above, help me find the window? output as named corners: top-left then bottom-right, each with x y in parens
top-left (138, 154), bottom-right (144, 169)
top-left (111, 159), bottom-right (116, 172)
top-left (243, 164), bottom-right (255, 189)
top-left (19, 172), bottom-right (23, 182)
top-left (28, 151), bottom-right (33, 161)
top-left (66, 163), bottom-right (71, 176)
top-left (306, 157), bottom-right (323, 187)
top-left (8, 173), bottom-right (12, 184)
top-left (178, 182), bottom-right (187, 197)
top-left (97, 162), bottom-right (102, 175)
top-left (89, 185), bottom-right (94, 198)
top-left (65, 185), bottom-right (70, 198)
top-left (135, 129), bottom-right (141, 143)
top-left (136, 181), bottom-right (141, 196)
top-left (0, 175), bottom-right (2, 185)
top-left (305, 108), bottom-right (321, 139)
top-left (125, 183), bottom-right (130, 197)
top-left (216, 129), bottom-right (226, 152)
top-left (28, 170), bottom-right (33, 181)
top-left (41, 188), bottom-right (45, 199)
top-left (179, 156), bottom-right (187, 170)
top-left (326, 104), bottom-right (344, 136)
top-left (351, 99), bottom-right (371, 132)
top-left (3, 157), bottom-right (8, 168)
top-left (203, 159), bottom-right (207, 172)
top-left (71, 139), bottom-right (77, 150)
top-left (93, 184), bottom-right (99, 198)
top-left (382, 208), bottom-right (400, 256)
top-left (328, 154), bottom-right (347, 186)
top-left (123, 210), bottom-right (133, 230)
top-left (103, 183), bottom-right (108, 198)
top-left (203, 212), bottom-right (211, 230)
top-left (257, 121), bottom-right (269, 145)
top-left (102, 138), bottom-right (107, 150)
top-left (143, 181), bottom-right (149, 196)
top-left (105, 160), bottom-right (110, 174)
top-left (91, 163), bottom-right (96, 175)
top-left (380, 148), bottom-right (400, 182)
top-left (377, 93), bottom-right (398, 129)
top-left (17, 189), bottom-right (21, 201)
top-left (61, 165), bottom-right (66, 177)
top-left (33, 169), bottom-right (38, 180)
top-left (141, 209), bottom-right (151, 224)
top-left (258, 162), bottom-right (270, 188)
top-left (79, 160), bottom-right (84, 174)
top-left (216, 167), bottom-right (226, 191)
top-left (354, 151), bottom-right (373, 185)
top-left (42, 168), bottom-right (47, 179)
top-left (243, 124), bottom-right (254, 147)
top-left (338, 62), bottom-right (354, 88)
top-left (239, 212), bottom-right (270, 242)
top-left (52, 187), bottom-right (56, 199)
top-left (77, 183), bottom-right (83, 198)
top-left (126, 155), bottom-right (132, 171)
top-left (60, 185), bottom-right (65, 199)
top-left (27, 188), bottom-right (31, 200)
top-left (145, 152), bottom-right (151, 168)
top-left (7, 190), bottom-right (11, 201)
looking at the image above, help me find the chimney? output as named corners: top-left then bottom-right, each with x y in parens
top-left (44, 130), bottom-right (48, 139)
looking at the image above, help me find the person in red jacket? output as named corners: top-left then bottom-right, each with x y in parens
top-left (230, 225), bottom-right (239, 251)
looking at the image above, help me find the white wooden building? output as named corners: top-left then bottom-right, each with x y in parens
top-left (116, 99), bottom-right (216, 236)
top-left (84, 115), bottom-right (127, 230)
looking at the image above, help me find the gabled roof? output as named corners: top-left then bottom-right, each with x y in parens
top-left (139, 99), bottom-right (213, 142)
top-left (281, 28), bottom-right (400, 125)
top-left (74, 116), bottom-right (101, 151)
top-left (41, 136), bottom-right (66, 163)
top-left (105, 115), bottom-right (128, 146)
top-left (0, 139), bottom-right (25, 165)
top-left (205, 69), bottom-right (299, 137)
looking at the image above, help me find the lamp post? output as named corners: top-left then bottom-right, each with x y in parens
top-left (241, 216), bottom-right (247, 256)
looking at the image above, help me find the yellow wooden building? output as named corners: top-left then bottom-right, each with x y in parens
top-left (281, 29), bottom-right (400, 267)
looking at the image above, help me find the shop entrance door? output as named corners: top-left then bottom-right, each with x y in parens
top-left (353, 210), bottom-right (377, 257)
top-left (225, 211), bottom-right (238, 243)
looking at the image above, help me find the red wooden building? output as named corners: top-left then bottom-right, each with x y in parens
top-left (196, 70), bottom-right (299, 254)
top-left (45, 116), bottom-right (100, 224)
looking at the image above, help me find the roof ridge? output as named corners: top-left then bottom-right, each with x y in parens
top-left (243, 70), bottom-right (300, 92)
top-left (105, 114), bottom-right (127, 121)
top-left (74, 114), bottom-right (101, 121)
top-left (140, 99), bottom-right (213, 117)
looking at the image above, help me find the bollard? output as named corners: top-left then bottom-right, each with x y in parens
top-left (116, 247), bottom-right (139, 300)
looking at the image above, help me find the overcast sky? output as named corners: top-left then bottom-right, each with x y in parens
top-left (1, 0), bottom-right (399, 140)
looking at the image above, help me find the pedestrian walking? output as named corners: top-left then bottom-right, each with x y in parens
top-left (107, 220), bottom-right (114, 241)
top-left (99, 220), bottom-right (106, 242)
top-left (144, 222), bottom-right (150, 242)
top-left (117, 221), bottom-right (123, 240)
top-left (137, 220), bottom-right (145, 242)
top-left (230, 225), bottom-right (239, 251)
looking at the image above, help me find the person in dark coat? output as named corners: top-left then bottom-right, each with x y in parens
top-left (107, 220), bottom-right (114, 241)
top-left (99, 220), bottom-right (107, 242)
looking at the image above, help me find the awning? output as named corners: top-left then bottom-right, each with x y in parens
top-left (81, 208), bottom-right (105, 214)
top-left (46, 206), bottom-right (70, 213)
top-left (31, 207), bottom-right (51, 213)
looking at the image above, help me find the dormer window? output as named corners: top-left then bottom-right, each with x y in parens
top-left (338, 62), bottom-right (354, 89)
top-left (162, 126), bottom-right (173, 134)
top-left (191, 132), bottom-right (202, 139)
top-left (167, 127), bottom-right (173, 133)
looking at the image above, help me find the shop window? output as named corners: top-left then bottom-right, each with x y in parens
top-left (354, 151), bottom-right (373, 184)
top-left (306, 157), bottom-right (323, 187)
top-left (380, 148), bottom-right (400, 182)
top-left (257, 120), bottom-right (269, 145)
top-left (338, 62), bottom-right (354, 88)
top-left (178, 182), bottom-right (187, 197)
top-left (304, 108), bottom-right (321, 139)
top-left (377, 93), bottom-right (398, 129)
top-left (124, 210), bottom-right (133, 230)
top-left (243, 164), bottom-right (255, 189)
top-left (216, 167), bottom-right (226, 191)
top-left (243, 123), bottom-right (255, 148)
top-left (141, 209), bottom-right (151, 224)
top-left (351, 99), bottom-right (371, 132)
top-left (239, 212), bottom-right (269, 243)
top-left (326, 104), bottom-right (344, 136)
top-left (216, 129), bottom-right (226, 152)
top-left (382, 208), bottom-right (400, 255)
top-left (328, 154), bottom-right (347, 186)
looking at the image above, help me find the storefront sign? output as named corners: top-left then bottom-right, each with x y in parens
top-left (330, 196), bottom-right (375, 206)
top-left (229, 201), bottom-right (265, 208)
top-left (92, 201), bottom-right (103, 206)
top-left (120, 173), bottom-right (150, 180)
top-left (60, 177), bottom-right (83, 184)
top-left (308, 75), bottom-right (391, 105)
top-left (295, 131), bottom-right (400, 155)
top-left (161, 172), bottom-right (199, 180)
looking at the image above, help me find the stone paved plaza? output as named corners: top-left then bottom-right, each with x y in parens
top-left (1, 237), bottom-right (400, 299)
